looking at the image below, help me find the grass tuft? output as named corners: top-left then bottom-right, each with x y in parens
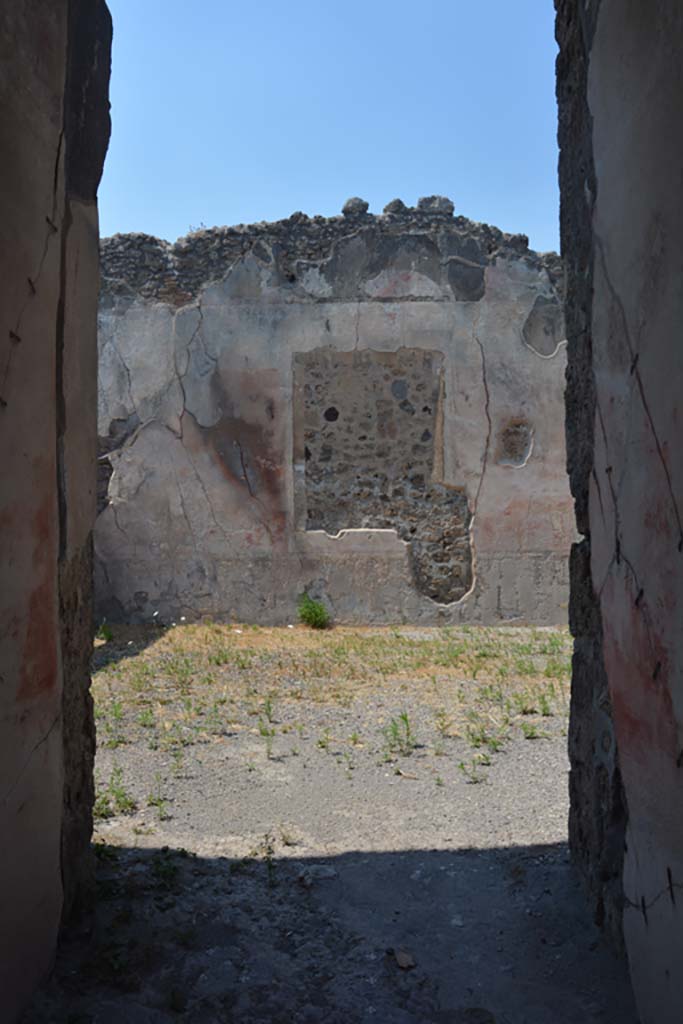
top-left (298, 593), bottom-right (331, 630)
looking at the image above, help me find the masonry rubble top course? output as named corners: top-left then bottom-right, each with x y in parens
top-left (100, 198), bottom-right (562, 305)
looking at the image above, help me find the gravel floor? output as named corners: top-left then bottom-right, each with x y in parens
top-left (24, 624), bottom-right (637, 1023)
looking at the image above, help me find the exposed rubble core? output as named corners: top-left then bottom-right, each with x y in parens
top-left (96, 201), bottom-right (574, 626)
top-left (296, 347), bottom-right (472, 603)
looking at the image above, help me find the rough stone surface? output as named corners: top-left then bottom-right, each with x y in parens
top-left (417, 195), bottom-right (455, 216)
top-left (0, 3), bottom-right (111, 1019)
top-left (384, 198), bottom-right (409, 215)
top-left (342, 196), bottom-right (370, 217)
top-left (96, 208), bottom-right (573, 626)
top-left (555, 0), bottom-right (626, 950)
top-left (295, 348), bottom-right (472, 602)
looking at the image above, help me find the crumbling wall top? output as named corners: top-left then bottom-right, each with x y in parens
top-left (100, 196), bottom-right (562, 305)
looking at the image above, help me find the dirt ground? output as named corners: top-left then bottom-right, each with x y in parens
top-left (24, 623), bottom-right (637, 1023)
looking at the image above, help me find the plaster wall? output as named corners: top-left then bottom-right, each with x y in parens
top-left (589, 4), bottom-right (683, 1021)
top-left (559, 1), bottom-right (683, 1020)
top-left (0, 3), bottom-right (110, 1019)
top-left (96, 207), bottom-right (574, 626)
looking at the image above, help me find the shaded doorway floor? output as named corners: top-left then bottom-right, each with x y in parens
top-left (25, 624), bottom-right (636, 1023)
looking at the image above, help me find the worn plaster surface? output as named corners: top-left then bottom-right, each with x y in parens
top-left (587, 4), bottom-right (683, 1022)
top-left (0, 3), bottom-right (111, 1020)
top-left (559, 1), bottom-right (683, 1021)
top-left (97, 204), bottom-right (574, 626)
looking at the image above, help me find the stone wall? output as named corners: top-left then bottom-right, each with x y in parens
top-left (96, 200), bottom-right (575, 626)
top-left (0, 3), bottom-right (111, 1020)
top-left (558, 2), bottom-right (683, 1021)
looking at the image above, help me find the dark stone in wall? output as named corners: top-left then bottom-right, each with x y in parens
top-left (296, 348), bottom-right (472, 603)
top-left (555, 0), bottom-right (626, 950)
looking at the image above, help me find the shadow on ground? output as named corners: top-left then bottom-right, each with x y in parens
top-left (93, 624), bottom-right (171, 673)
top-left (24, 840), bottom-right (636, 1024)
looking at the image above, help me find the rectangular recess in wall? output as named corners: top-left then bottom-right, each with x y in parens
top-left (292, 347), bottom-right (472, 603)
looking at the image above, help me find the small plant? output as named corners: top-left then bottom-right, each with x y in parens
top-left (465, 722), bottom-right (487, 749)
top-left (126, 661), bottom-right (153, 692)
top-left (458, 759), bottom-right (487, 784)
top-left (435, 775), bottom-right (444, 787)
top-left (263, 694), bottom-right (275, 723)
top-left (316, 728), bottom-right (331, 751)
top-left (538, 692), bottom-right (553, 717)
top-left (512, 691), bottom-right (538, 716)
top-left (133, 824), bottom-right (155, 836)
top-left (342, 751), bottom-right (354, 777)
top-left (279, 826), bottom-right (297, 847)
top-left (209, 647), bottom-right (232, 666)
top-left (434, 707), bottom-right (451, 738)
top-left (384, 711), bottom-right (416, 757)
top-left (478, 683), bottom-right (504, 706)
top-left (521, 722), bottom-right (546, 740)
top-left (485, 732), bottom-right (506, 753)
top-left (258, 718), bottom-right (276, 758)
top-left (96, 622), bottom-right (113, 643)
top-left (94, 766), bottom-right (137, 820)
top-left (298, 593), bottom-right (330, 630)
top-left (137, 707), bottom-right (154, 729)
top-left (171, 748), bottom-right (184, 775)
top-left (159, 723), bottom-right (193, 751)
top-left (544, 657), bottom-right (570, 679)
top-left (100, 698), bottom-right (127, 750)
top-left (539, 632), bottom-right (564, 655)
top-left (349, 731), bottom-right (361, 746)
top-left (147, 774), bottom-right (170, 821)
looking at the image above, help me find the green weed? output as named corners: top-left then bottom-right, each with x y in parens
top-left (298, 593), bottom-right (331, 629)
top-left (147, 774), bottom-right (170, 820)
top-left (384, 711), bottom-right (416, 756)
top-left (94, 766), bottom-right (137, 820)
top-left (258, 718), bottom-right (276, 758)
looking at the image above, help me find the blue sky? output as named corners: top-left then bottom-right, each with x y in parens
top-left (100, 1), bottom-right (560, 252)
